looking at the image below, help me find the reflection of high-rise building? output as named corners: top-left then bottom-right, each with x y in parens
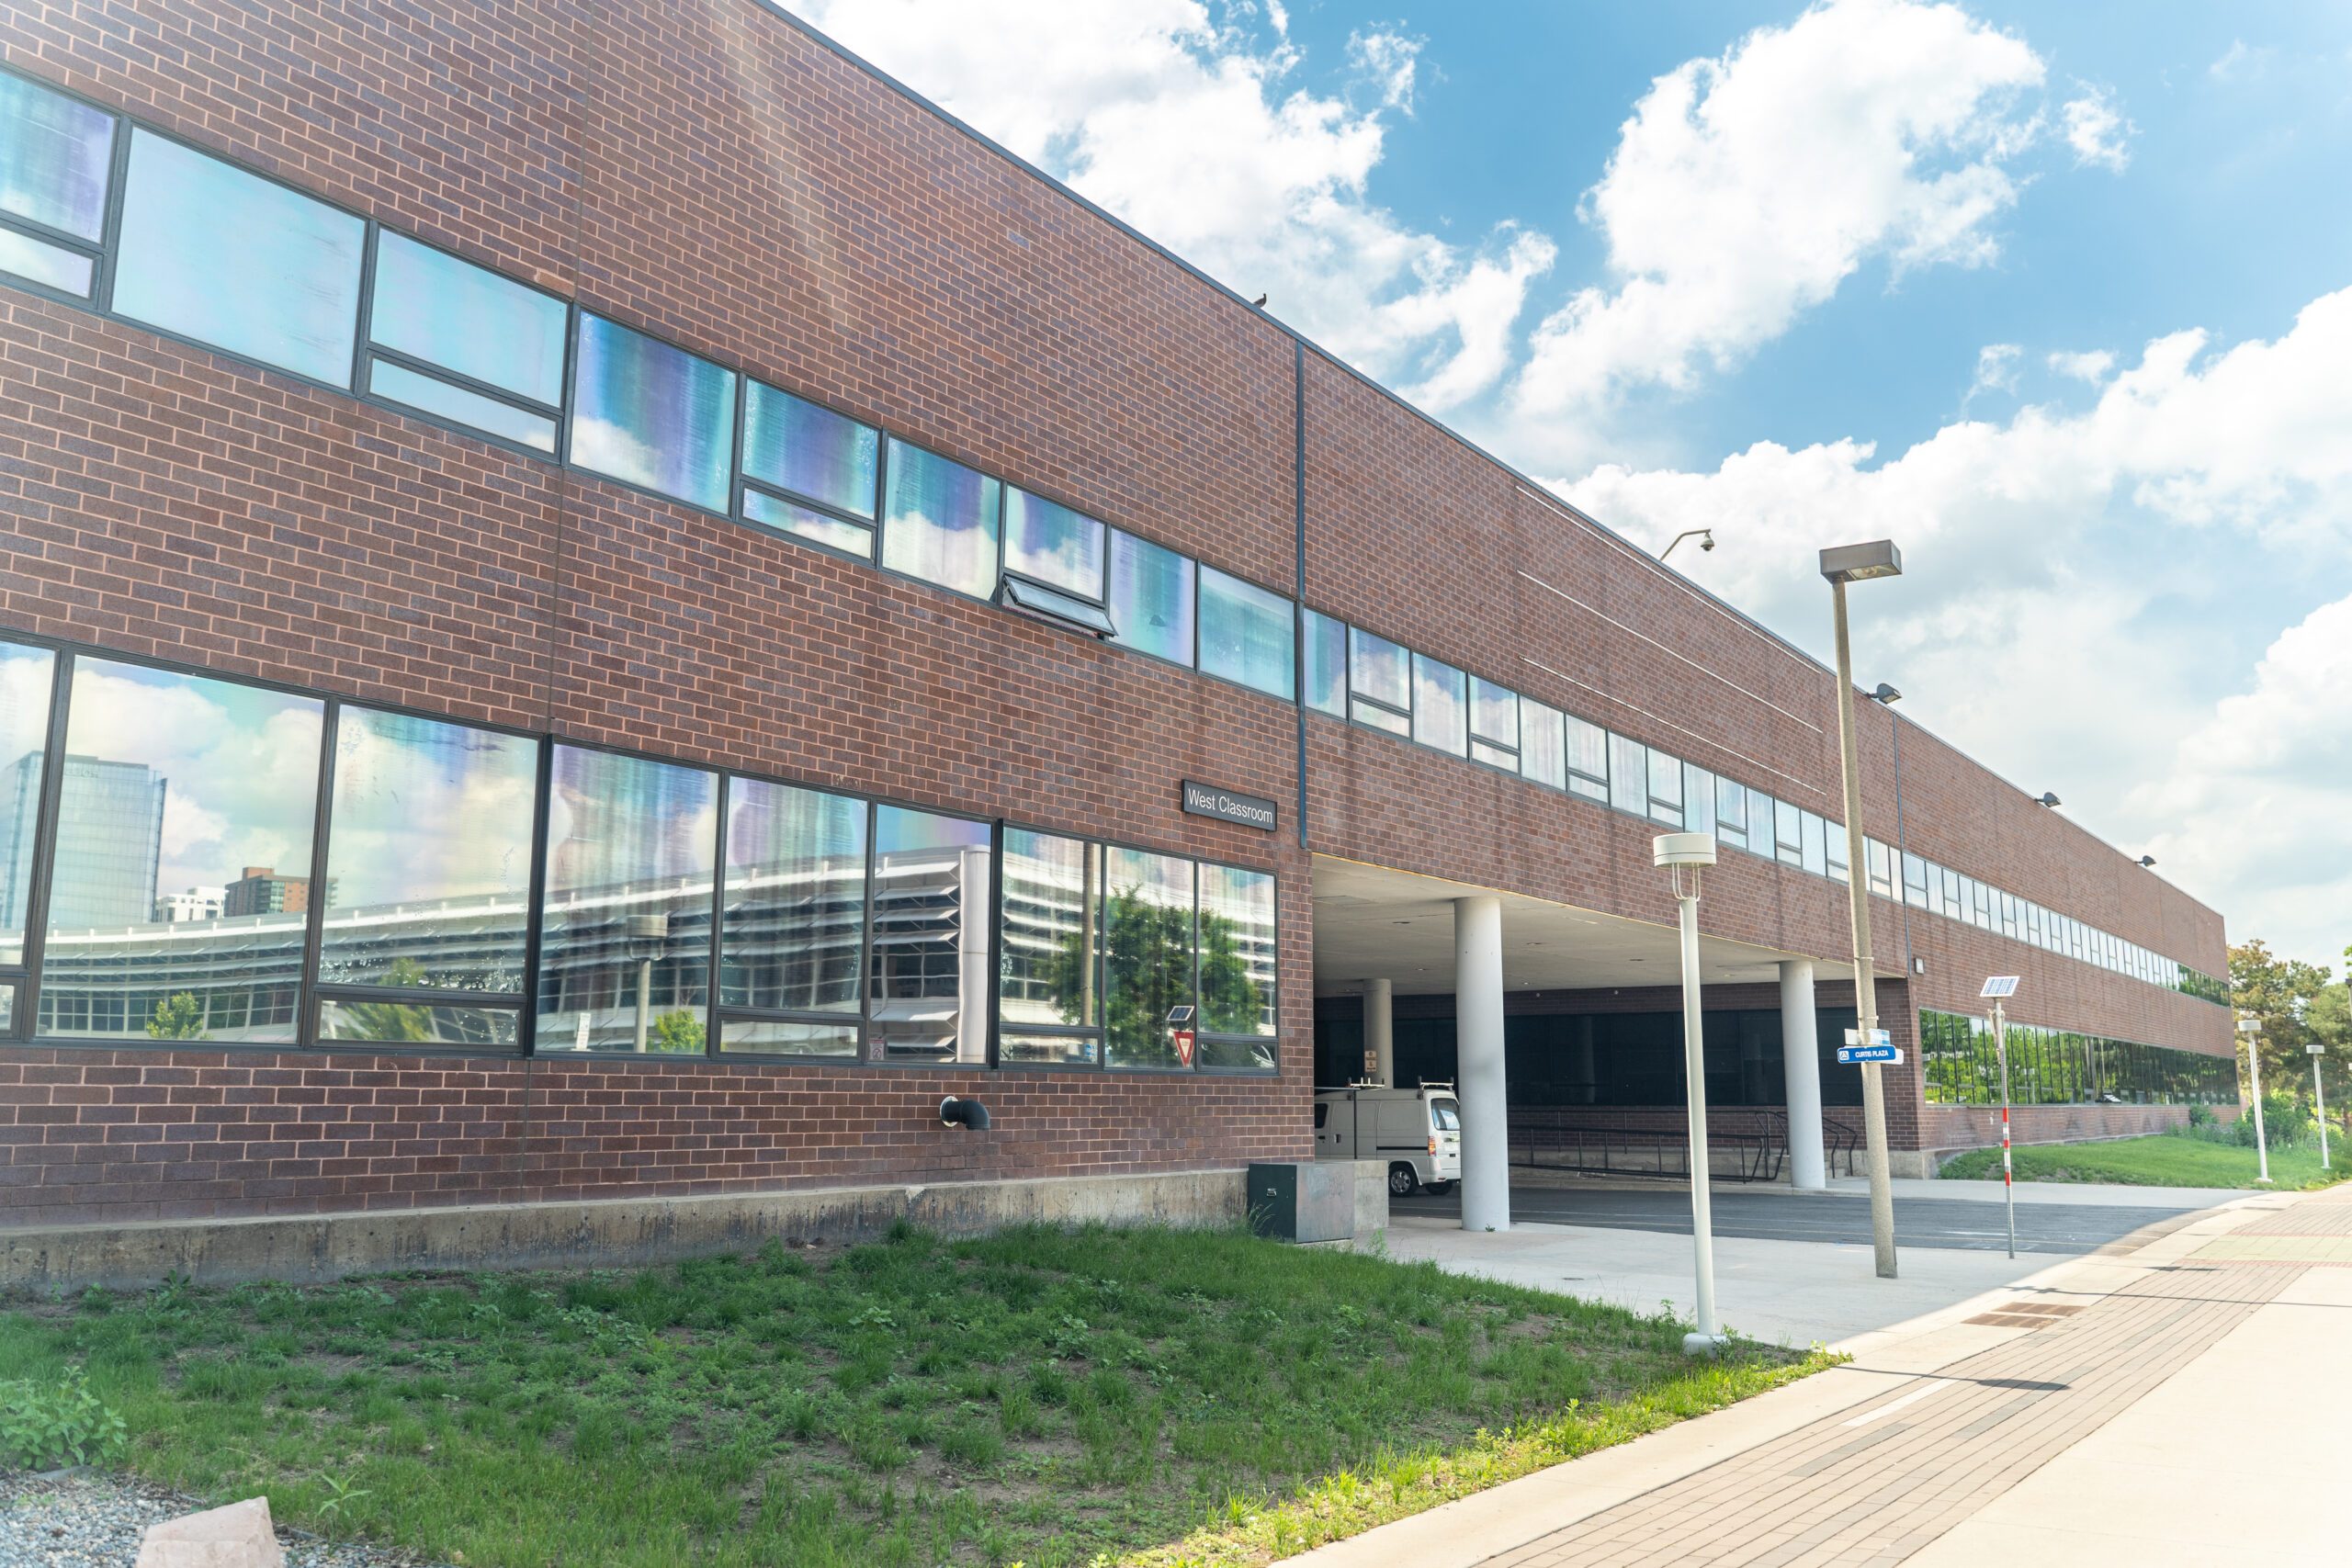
top-left (0, 752), bottom-right (167, 930)
top-left (223, 865), bottom-right (311, 917)
top-left (155, 886), bottom-right (226, 923)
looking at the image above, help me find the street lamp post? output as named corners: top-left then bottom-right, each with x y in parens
top-left (1656, 829), bottom-right (1726, 1356)
top-left (1821, 539), bottom-right (1903, 1280)
top-left (2237, 1015), bottom-right (2271, 1186)
top-left (628, 912), bottom-right (670, 1054)
top-left (2311, 1042), bottom-right (2331, 1171)
top-left (1982, 976), bottom-right (2020, 1259)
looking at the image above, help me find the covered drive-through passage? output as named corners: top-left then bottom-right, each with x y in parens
top-left (1311, 856), bottom-right (1876, 1231)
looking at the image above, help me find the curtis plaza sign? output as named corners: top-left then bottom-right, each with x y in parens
top-left (1181, 781), bottom-right (1278, 831)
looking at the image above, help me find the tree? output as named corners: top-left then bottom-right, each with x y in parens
top-left (2230, 941), bottom-right (2334, 1110)
top-left (1046, 889), bottom-right (1263, 1066)
top-left (650, 1009), bottom-right (707, 1054)
top-left (145, 991), bottom-right (209, 1041)
top-left (332, 957), bottom-right (437, 1043)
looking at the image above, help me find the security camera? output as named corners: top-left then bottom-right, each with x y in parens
top-left (1700, 535), bottom-right (1715, 552)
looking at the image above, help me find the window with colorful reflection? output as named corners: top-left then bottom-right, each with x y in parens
top-left (569, 313), bottom-right (736, 513)
top-left (868, 806), bottom-right (990, 1063)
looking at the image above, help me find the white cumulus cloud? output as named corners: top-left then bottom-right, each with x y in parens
top-left (2061, 84), bottom-right (2133, 172)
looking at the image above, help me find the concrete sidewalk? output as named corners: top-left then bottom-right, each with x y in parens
top-left (1297, 1183), bottom-right (2349, 1566)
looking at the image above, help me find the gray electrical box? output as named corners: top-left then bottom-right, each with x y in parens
top-left (1246, 1160), bottom-right (1355, 1243)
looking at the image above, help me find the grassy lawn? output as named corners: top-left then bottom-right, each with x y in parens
top-left (1940, 1132), bottom-right (2348, 1191)
top-left (0, 1224), bottom-right (1827, 1567)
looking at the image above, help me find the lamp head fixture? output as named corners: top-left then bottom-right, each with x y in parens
top-left (1870, 682), bottom-right (1902, 705)
top-left (2137, 855), bottom-right (2157, 868)
top-left (1819, 539), bottom-right (1903, 583)
top-left (2035, 792), bottom-right (2062, 808)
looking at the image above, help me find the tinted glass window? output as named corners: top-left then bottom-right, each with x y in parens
top-left (1198, 862), bottom-right (1275, 1067)
top-left (535, 746), bottom-right (717, 1055)
top-left (1775, 798), bottom-right (1804, 863)
top-left (1565, 715), bottom-right (1610, 801)
top-left (1470, 678), bottom-right (1517, 749)
top-left (1519, 697), bottom-right (1566, 790)
top-left (571, 313), bottom-right (735, 513)
top-left (39, 659), bottom-right (322, 1043)
top-left (366, 358), bottom-right (557, 453)
top-left (742, 489), bottom-right (873, 559)
top-left (0, 639), bottom-right (56, 965)
top-left (879, 439), bottom-right (1000, 598)
top-left (1348, 626), bottom-right (1410, 711)
top-left (999, 829), bottom-right (1100, 1066)
top-left (1197, 566), bottom-right (1295, 699)
top-left (318, 707), bottom-right (537, 996)
top-left (1002, 488), bottom-right (1106, 598)
top-left (1609, 734), bottom-right (1646, 815)
top-left (114, 130), bottom-right (365, 386)
top-left (1430, 1100), bottom-right (1461, 1131)
top-left (1646, 747), bottom-right (1683, 824)
top-left (1800, 811), bottom-right (1827, 876)
top-left (368, 231), bottom-right (567, 406)
top-left (1105, 530), bottom-right (1194, 663)
top-left (1682, 763), bottom-right (1716, 837)
top-left (1103, 847), bottom-right (1193, 1071)
top-left (0, 226), bottom-right (91, 295)
top-left (869, 806), bottom-right (990, 1063)
top-left (1411, 654), bottom-right (1467, 756)
top-left (1302, 609), bottom-right (1346, 716)
top-left (0, 73), bottom-right (114, 241)
top-left (719, 778), bottom-right (865, 1021)
top-left (743, 380), bottom-right (878, 520)
top-left (1715, 776), bottom-right (1748, 848)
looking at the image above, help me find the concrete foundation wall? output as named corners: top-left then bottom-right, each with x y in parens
top-left (0, 1168), bottom-right (1249, 1292)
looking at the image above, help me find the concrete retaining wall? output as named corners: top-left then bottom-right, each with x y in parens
top-left (0, 1168), bottom-right (1250, 1291)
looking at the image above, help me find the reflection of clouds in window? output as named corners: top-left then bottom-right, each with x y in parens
top-left (568, 315), bottom-right (735, 513)
top-left (0, 642), bottom-right (52, 770)
top-left (326, 709), bottom-right (536, 908)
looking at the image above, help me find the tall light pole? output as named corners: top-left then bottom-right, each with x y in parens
top-left (2237, 1014), bottom-right (2271, 1186)
top-left (2312, 1041), bottom-right (2332, 1171)
top-left (1822, 540), bottom-right (1903, 1280)
top-left (1982, 976), bottom-right (2020, 1259)
top-left (1656, 829), bottom-right (1726, 1355)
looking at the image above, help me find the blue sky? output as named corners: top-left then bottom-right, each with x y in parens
top-left (789, 0), bottom-right (2352, 968)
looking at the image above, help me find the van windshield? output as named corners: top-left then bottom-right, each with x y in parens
top-left (1430, 1100), bottom-right (1460, 1131)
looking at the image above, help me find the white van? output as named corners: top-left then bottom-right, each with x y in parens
top-left (1313, 1082), bottom-right (1463, 1197)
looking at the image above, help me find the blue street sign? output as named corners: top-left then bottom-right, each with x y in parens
top-left (1837, 1043), bottom-right (1904, 1066)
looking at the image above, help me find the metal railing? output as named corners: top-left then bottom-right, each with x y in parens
top-left (1505, 1107), bottom-right (1867, 1184)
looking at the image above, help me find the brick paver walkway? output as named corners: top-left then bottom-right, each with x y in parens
top-left (1478, 1187), bottom-right (2350, 1567)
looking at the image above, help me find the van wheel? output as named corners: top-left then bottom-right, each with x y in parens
top-left (1426, 1180), bottom-right (1456, 1196)
top-left (1388, 1163), bottom-right (1419, 1198)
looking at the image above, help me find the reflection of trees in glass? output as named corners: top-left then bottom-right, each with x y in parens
top-left (1047, 890), bottom-right (1261, 1065)
top-left (334, 957), bottom-right (435, 1043)
top-left (650, 1009), bottom-right (707, 1054)
top-left (146, 991), bottom-right (208, 1041)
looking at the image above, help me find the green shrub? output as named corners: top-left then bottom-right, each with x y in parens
top-left (0, 1366), bottom-right (129, 1470)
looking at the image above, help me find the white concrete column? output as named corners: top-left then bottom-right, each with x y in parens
top-left (1781, 958), bottom-right (1826, 1191)
top-left (1363, 977), bottom-right (1395, 1087)
top-left (1454, 896), bottom-right (1510, 1232)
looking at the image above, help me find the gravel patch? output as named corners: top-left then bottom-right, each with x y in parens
top-left (0, 1471), bottom-right (447, 1567)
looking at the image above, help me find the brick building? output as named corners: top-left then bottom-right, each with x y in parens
top-left (0, 0), bottom-right (2230, 1243)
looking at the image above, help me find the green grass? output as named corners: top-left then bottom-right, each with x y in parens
top-left (1940, 1131), bottom-right (2349, 1190)
top-left (0, 1224), bottom-right (1826, 1567)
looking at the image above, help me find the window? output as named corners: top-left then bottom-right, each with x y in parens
top-left (1519, 698), bottom-right (1566, 790)
top-left (1348, 627), bottom-right (1410, 736)
top-left (1564, 715), bottom-right (1610, 803)
top-left (1105, 529), bottom-right (1195, 664)
top-left (0, 73), bottom-right (113, 297)
top-left (998, 829), bottom-right (1101, 1066)
top-left (570, 313), bottom-right (736, 513)
top-left (1302, 610), bottom-right (1346, 716)
top-left (39, 658), bottom-right (322, 1043)
top-left (1411, 654), bottom-right (1467, 757)
top-left (1102, 847), bottom-right (1193, 1071)
top-left (1645, 747), bottom-right (1684, 826)
top-left (1197, 566), bottom-right (1295, 699)
top-left (364, 231), bottom-right (566, 452)
top-left (1825, 818), bottom-right (1849, 884)
top-left (1903, 852), bottom-right (1929, 908)
top-left (868, 806), bottom-right (990, 1064)
top-left (1197, 863), bottom-right (1275, 1071)
top-left (879, 438), bottom-right (1001, 599)
top-left (741, 379), bottom-right (879, 558)
top-left (717, 777), bottom-right (866, 1056)
top-left (1609, 734), bottom-right (1646, 816)
top-left (1715, 776), bottom-right (1749, 851)
top-left (1683, 763), bottom-right (1716, 838)
top-left (113, 129), bottom-right (364, 386)
top-left (312, 708), bottom-right (537, 1046)
top-left (1799, 811), bottom-right (1827, 877)
top-left (0, 639), bottom-right (56, 966)
top-left (1865, 838), bottom-right (1893, 897)
top-left (1774, 798), bottom-right (1804, 867)
top-left (1468, 677), bottom-right (1518, 770)
top-left (1002, 487), bottom-right (1106, 598)
top-left (534, 746), bottom-right (717, 1055)
top-left (1941, 867), bottom-right (1962, 920)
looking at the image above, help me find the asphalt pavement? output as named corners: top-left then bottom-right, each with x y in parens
top-left (1391, 1182), bottom-right (2193, 1255)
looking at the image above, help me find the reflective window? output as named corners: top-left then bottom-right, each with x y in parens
top-left (317, 707), bottom-right (537, 999)
top-left (1609, 734), bottom-right (1646, 816)
top-left (1103, 847), bottom-right (1193, 1071)
top-left (1682, 762), bottom-right (1716, 838)
top-left (1469, 677), bottom-right (1518, 769)
top-left (1105, 529), bottom-right (1194, 664)
top-left (1003, 488), bottom-right (1106, 599)
top-left (718, 777), bottom-right (865, 1030)
top-left (1826, 818), bottom-right (1849, 884)
top-left (1903, 852), bottom-right (1929, 908)
top-left (1565, 715), bottom-right (1610, 802)
top-left (742, 379), bottom-right (878, 521)
top-left (535, 746), bottom-right (717, 1055)
top-left (366, 358), bottom-right (556, 453)
top-left (742, 489), bottom-right (874, 559)
top-left (1197, 565), bottom-right (1295, 700)
top-left (0, 224), bottom-right (91, 296)
top-left (1411, 654), bottom-right (1467, 756)
top-left (570, 313), bottom-right (736, 513)
top-left (881, 439), bottom-right (1001, 599)
top-left (1198, 862), bottom-right (1275, 1071)
top-left (1800, 810), bottom-right (1827, 877)
top-left (1646, 747), bottom-right (1683, 826)
top-left (113, 130), bottom-right (365, 387)
top-left (1774, 798), bottom-right (1804, 866)
top-left (1303, 609), bottom-right (1346, 716)
top-left (1866, 838), bottom-right (1894, 897)
top-left (39, 659), bottom-right (322, 1043)
top-left (869, 806), bottom-right (990, 1063)
top-left (721, 1018), bottom-right (859, 1056)
top-left (0, 639), bottom-right (56, 965)
top-left (999, 829), bottom-right (1101, 1066)
top-left (1348, 627), bottom-right (1410, 735)
top-left (368, 230), bottom-right (566, 411)
top-left (1715, 776), bottom-right (1749, 851)
top-left (0, 73), bottom-right (114, 241)
top-left (317, 998), bottom-right (517, 1047)
top-left (1519, 698), bottom-right (1566, 791)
